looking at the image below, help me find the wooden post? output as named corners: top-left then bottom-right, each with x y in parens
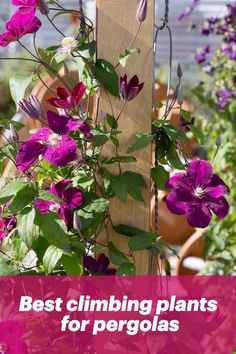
top-left (96, 0), bottom-right (154, 274)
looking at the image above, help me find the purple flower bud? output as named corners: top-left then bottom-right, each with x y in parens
top-left (136, 0), bottom-right (147, 22)
top-left (38, 0), bottom-right (49, 15)
top-left (73, 212), bottom-right (81, 231)
top-left (120, 74), bottom-right (144, 101)
top-left (173, 85), bottom-right (180, 99)
top-left (8, 123), bottom-right (19, 143)
top-left (177, 63), bottom-right (183, 78)
top-left (215, 136), bottom-right (221, 148)
top-left (18, 94), bottom-right (44, 119)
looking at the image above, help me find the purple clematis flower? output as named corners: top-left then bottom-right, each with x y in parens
top-left (0, 7), bottom-right (41, 48)
top-left (178, 0), bottom-right (200, 21)
top-left (165, 160), bottom-right (230, 228)
top-left (120, 74), bottom-right (144, 101)
top-left (216, 89), bottom-right (236, 111)
top-left (83, 254), bottom-right (116, 275)
top-left (195, 45), bottom-right (210, 64)
top-left (16, 110), bottom-right (79, 172)
top-left (35, 179), bottom-right (84, 229)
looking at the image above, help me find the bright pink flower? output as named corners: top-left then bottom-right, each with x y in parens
top-left (35, 180), bottom-right (84, 229)
top-left (0, 216), bottom-right (17, 241)
top-left (12, 0), bottom-right (38, 6)
top-left (0, 8), bottom-right (41, 47)
top-left (0, 320), bottom-right (27, 354)
top-left (47, 82), bottom-right (86, 109)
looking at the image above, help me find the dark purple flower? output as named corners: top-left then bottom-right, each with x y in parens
top-left (83, 254), bottom-right (116, 275)
top-left (47, 82), bottom-right (86, 109)
top-left (16, 111), bottom-right (78, 172)
top-left (0, 7), bottom-right (41, 47)
top-left (35, 179), bottom-right (84, 229)
top-left (216, 89), bottom-right (236, 111)
top-left (18, 94), bottom-right (44, 119)
top-left (165, 160), bottom-right (230, 228)
top-left (120, 74), bottom-right (144, 101)
top-left (178, 0), bottom-right (200, 21)
top-left (224, 31), bottom-right (236, 44)
top-left (195, 45), bottom-right (210, 64)
top-left (136, 0), bottom-right (147, 23)
top-left (222, 44), bottom-right (236, 61)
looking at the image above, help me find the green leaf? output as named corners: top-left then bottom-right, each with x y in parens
top-left (93, 59), bottom-right (119, 96)
top-left (8, 185), bottom-right (36, 214)
top-left (77, 40), bottom-right (96, 58)
top-left (117, 262), bottom-right (136, 275)
top-left (127, 133), bottom-right (154, 153)
top-left (113, 224), bottom-right (143, 237)
top-left (163, 125), bottom-right (188, 142)
top-left (102, 156), bottom-right (136, 164)
top-left (18, 208), bottom-right (40, 248)
top-left (9, 75), bottom-right (32, 107)
top-left (156, 102), bottom-right (164, 108)
top-left (151, 165), bottom-right (170, 190)
top-left (119, 48), bottom-right (140, 67)
top-left (111, 171), bottom-right (147, 202)
top-left (78, 197), bottom-right (109, 238)
top-left (129, 232), bottom-right (153, 251)
top-left (38, 190), bottom-right (64, 203)
top-left (108, 241), bottom-right (129, 265)
top-left (166, 143), bottom-right (185, 169)
top-left (0, 258), bottom-right (18, 275)
top-left (181, 110), bottom-right (193, 122)
top-left (106, 114), bottom-right (118, 129)
top-left (91, 244), bottom-right (106, 253)
top-left (61, 253), bottom-right (83, 275)
top-left (35, 211), bottom-right (70, 252)
top-left (91, 129), bottom-right (109, 147)
top-left (0, 181), bottom-right (28, 204)
top-left (38, 48), bottom-right (64, 78)
top-left (189, 125), bottom-right (205, 145)
top-left (43, 245), bottom-right (63, 275)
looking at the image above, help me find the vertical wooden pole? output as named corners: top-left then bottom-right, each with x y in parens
top-left (96, 0), bottom-right (154, 274)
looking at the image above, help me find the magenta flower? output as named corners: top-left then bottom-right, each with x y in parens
top-left (35, 180), bottom-right (84, 229)
top-left (165, 160), bottom-right (230, 228)
top-left (16, 111), bottom-right (78, 172)
top-left (120, 74), bottom-right (144, 101)
top-left (83, 254), bottom-right (116, 275)
top-left (0, 8), bottom-right (41, 48)
top-left (12, 0), bottom-right (38, 5)
top-left (47, 82), bottom-right (86, 109)
top-left (0, 216), bottom-right (17, 241)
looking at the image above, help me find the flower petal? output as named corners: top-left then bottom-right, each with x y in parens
top-left (57, 87), bottom-right (70, 99)
top-left (72, 82), bottom-right (86, 104)
top-left (165, 173), bottom-right (193, 202)
top-left (16, 141), bottom-right (45, 172)
top-left (187, 160), bottom-right (213, 188)
top-left (35, 200), bottom-right (52, 213)
top-left (29, 127), bottom-right (51, 141)
top-left (166, 191), bottom-right (188, 215)
top-left (208, 196), bottom-right (229, 219)
top-left (97, 254), bottom-right (110, 273)
top-left (63, 187), bottom-right (84, 209)
top-left (187, 202), bottom-right (212, 228)
top-left (44, 136), bottom-right (77, 166)
top-left (49, 179), bottom-right (71, 199)
top-left (59, 207), bottom-right (73, 229)
top-left (83, 255), bottom-right (98, 274)
top-left (47, 110), bottom-right (70, 134)
top-left (206, 174), bottom-right (230, 197)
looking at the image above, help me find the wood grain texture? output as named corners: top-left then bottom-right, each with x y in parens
top-left (96, 0), bottom-right (154, 274)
